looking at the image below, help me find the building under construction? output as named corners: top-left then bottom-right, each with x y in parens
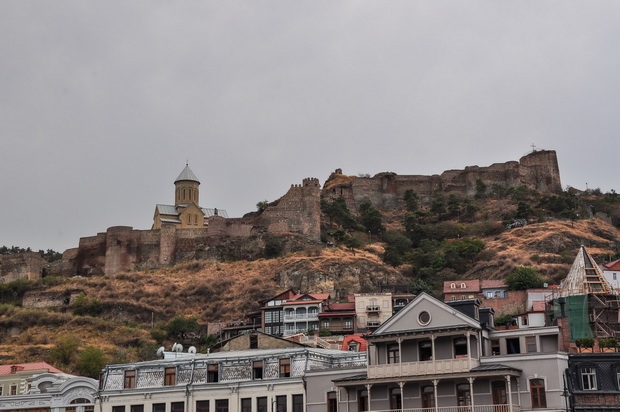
top-left (551, 246), bottom-right (620, 349)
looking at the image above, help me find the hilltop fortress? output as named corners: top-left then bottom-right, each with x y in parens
top-left (1, 150), bottom-right (561, 279)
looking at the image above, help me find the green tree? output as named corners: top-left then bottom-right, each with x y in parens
top-left (165, 316), bottom-right (200, 340)
top-left (49, 334), bottom-right (80, 366)
top-left (475, 179), bottom-right (488, 198)
top-left (358, 202), bottom-right (385, 235)
top-left (75, 346), bottom-right (107, 378)
top-left (443, 238), bottom-right (485, 273)
top-left (430, 196), bottom-right (447, 216)
top-left (72, 293), bottom-right (103, 317)
top-left (408, 279), bottom-right (433, 295)
top-left (505, 266), bottom-right (544, 290)
top-left (256, 200), bottom-right (269, 213)
top-left (403, 189), bottom-right (419, 212)
top-left (321, 198), bottom-right (358, 230)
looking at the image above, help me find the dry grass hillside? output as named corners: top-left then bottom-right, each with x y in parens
top-left (467, 218), bottom-right (619, 283)
top-left (1, 216), bottom-right (618, 372)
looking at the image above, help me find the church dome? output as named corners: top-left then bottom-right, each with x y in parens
top-left (175, 164), bottom-right (200, 184)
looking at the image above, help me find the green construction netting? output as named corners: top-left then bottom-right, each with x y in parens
top-left (553, 294), bottom-right (593, 341)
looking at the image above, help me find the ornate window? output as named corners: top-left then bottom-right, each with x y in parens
top-left (418, 310), bottom-right (431, 326)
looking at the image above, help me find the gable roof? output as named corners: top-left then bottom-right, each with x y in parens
top-left (372, 292), bottom-right (481, 336)
top-left (259, 288), bottom-right (297, 306)
top-left (603, 259), bottom-right (620, 271)
top-left (443, 280), bottom-right (480, 294)
top-left (559, 246), bottom-right (613, 297)
top-left (480, 280), bottom-right (506, 289)
top-left (175, 164), bottom-right (200, 184)
top-left (341, 334), bottom-right (368, 352)
top-left (0, 362), bottom-right (62, 376)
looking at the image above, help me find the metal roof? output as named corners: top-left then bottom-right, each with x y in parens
top-left (202, 208), bottom-right (229, 218)
top-left (156, 204), bottom-right (179, 216)
top-left (175, 164), bottom-right (200, 184)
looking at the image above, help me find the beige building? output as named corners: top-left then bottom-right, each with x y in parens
top-left (152, 164), bottom-right (228, 230)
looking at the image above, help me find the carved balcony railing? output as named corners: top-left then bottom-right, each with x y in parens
top-left (368, 357), bottom-right (479, 379)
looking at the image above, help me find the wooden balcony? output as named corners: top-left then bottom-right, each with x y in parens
top-left (368, 357), bottom-right (479, 379)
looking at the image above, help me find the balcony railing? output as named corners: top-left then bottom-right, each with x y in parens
top-left (368, 358), bottom-right (479, 379)
top-left (367, 305), bottom-right (381, 312)
top-left (283, 313), bottom-right (319, 321)
top-left (372, 405), bottom-right (519, 412)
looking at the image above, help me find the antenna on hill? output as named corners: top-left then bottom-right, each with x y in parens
top-left (531, 143), bottom-right (537, 152)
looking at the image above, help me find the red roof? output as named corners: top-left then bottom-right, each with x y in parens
top-left (604, 259), bottom-right (620, 271)
top-left (326, 302), bottom-right (355, 311)
top-left (480, 280), bottom-right (506, 289)
top-left (341, 334), bottom-right (368, 352)
top-left (0, 362), bottom-right (62, 376)
top-left (282, 293), bottom-right (331, 305)
top-left (443, 280), bottom-right (480, 294)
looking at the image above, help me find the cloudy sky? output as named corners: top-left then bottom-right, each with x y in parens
top-left (1, 1), bottom-right (619, 252)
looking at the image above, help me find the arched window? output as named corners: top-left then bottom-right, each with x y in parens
top-left (461, 283), bottom-right (466, 288)
top-left (70, 398), bottom-right (91, 404)
top-left (450, 283), bottom-right (456, 289)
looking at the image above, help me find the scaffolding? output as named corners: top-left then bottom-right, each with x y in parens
top-left (554, 246), bottom-right (620, 341)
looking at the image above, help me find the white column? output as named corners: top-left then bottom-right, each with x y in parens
top-left (398, 338), bottom-right (403, 376)
top-left (433, 379), bottom-right (439, 412)
top-left (468, 377), bottom-right (475, 410)
top-left (506, 375), bottom-right (513, 412)
top-left (466, 331), bottom-right (472, 370)
top-left (398, 381), bottom-right (405, 412)
top-left (366, 384), bottom-right (372, 412)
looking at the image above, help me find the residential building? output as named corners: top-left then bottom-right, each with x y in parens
top-left (0, 370), bottom-right (97, 412)
top-left (334, 293), bottom-right (569, 411)
top-left (0, 362), bottom-right (62, 396)
top-left (565, 353), bottom-right (620, 411)
top-left (319, 300), bottom-right (356, 335)
top-left (220, 311), bottom-right (262, 341)
top-left (282, 293), bottom-right (330, 336)
top-left (96, 347), bottom-right (366, 412)
top-left (354, 293), bottom-right (394, 333)
top-left (443, 280), bottom-right (481, 301)
top-left (601, 259), bottom-right (620, 291)
top-left (260, 289), bottom-right (297, 337)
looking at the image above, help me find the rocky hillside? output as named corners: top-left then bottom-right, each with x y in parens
top-left (1, 185), bottom-right (619, 374)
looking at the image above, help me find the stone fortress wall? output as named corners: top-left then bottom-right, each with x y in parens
top-left (2, 151), bottom-right (561, 279)
top-left (63, 177), bottom-right (322, 276)
top-left (323, 150), bottom-right (562, 212)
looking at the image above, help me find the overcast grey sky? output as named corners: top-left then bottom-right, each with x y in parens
top-left (1, 1), bottom-right (619, 252)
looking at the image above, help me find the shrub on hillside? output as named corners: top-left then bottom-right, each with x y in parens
top-left (505, 266), bottom-right (544, 290)
top-left (75, 346), bottom-right (107, 379)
